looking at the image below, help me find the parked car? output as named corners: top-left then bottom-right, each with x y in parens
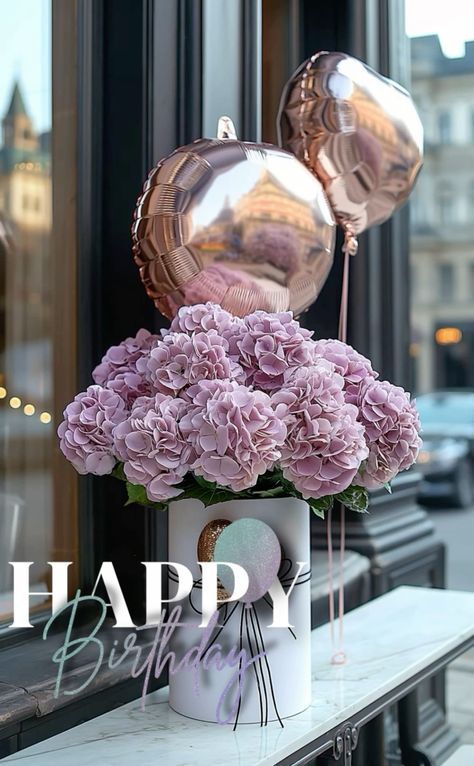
top-left (416, 391), bottom-right (474, 508)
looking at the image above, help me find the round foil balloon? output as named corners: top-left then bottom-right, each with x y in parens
top-left (132, 118), bottom-right (336, 319)
top-left (213, 518), bottom-right (281, 604)
top-left (278, 52), bottom-right (423, 237)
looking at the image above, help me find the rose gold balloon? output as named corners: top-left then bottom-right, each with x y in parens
top-left (278, 52), bottom-right (423, 238)
top-left (132, 118), bottom-right (336, 319)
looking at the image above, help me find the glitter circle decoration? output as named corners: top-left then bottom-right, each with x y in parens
top-left (197, 518), bottom-right (231, 562)
top-left (213, 517), bottom-right (282, 604)
top-left (132, 117), bottom-right (336, 319)
top-left (278, 52), bottom-right (423, 237)
top-left (197, 518), bottom-right (232, 601)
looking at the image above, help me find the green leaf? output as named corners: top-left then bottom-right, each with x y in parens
top-left (307, 495), bottom-right (334, 519)
top-left (383, 482), bottom-right (392, 495)
top-left (125, 481), bottom-right (148, 506)
top-left (193, 474), bottom-right (215, 490)
top-left (111, 462), bottom-right (126, 481)
top-left (336, 485), bottom-right (369, 513)
top-left (125, 481), bottom-right (166, 511)
top-left (255, 486), bottom-right (286, 498)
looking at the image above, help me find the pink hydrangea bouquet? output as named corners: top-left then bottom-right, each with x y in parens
top-left (58, 303), bottom-right (421, 517)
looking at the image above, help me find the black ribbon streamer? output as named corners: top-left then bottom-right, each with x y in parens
top-left (167, 558), bottom-right (311, 729)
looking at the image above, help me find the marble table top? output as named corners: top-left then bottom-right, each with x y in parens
top-left (4, 586), bottom-right (474, 766)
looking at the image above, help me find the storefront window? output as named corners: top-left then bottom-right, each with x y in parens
top-left (0, 0), bottom-right (56, 625)
top-left (407, 2), bottom-right (474, 632)
top-left (408, 12), bottom-right (474, 395)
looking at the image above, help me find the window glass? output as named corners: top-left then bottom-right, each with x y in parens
top-left (439, 263), bottom-right (454, 300)
top-left (409, 23), bottom-right (474, 394)
top-left (408, 4), bottom-right (474, 615)
top-left (203, 0), bottom-right (243, 138)
top-left (468, 180), bottom-right (474, 215)
top-left (0, 0), bottom-right (53, 623)
top-left (436, 184), bottom-right (454, 224)
top-left (438, 111), bottom-right (451, 143)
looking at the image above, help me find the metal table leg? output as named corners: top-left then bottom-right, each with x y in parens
top-left (398, 690), bottom-right (434, 766)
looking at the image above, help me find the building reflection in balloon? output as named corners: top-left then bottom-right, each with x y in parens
top-left (278, 51), bottom-right (423, 236)
top-left (133, 139), bottom-right (336, 319)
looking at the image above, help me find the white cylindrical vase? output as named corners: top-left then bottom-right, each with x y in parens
top-left (168, 497), bottom-right (311, 725)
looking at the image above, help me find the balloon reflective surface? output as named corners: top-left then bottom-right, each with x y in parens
top-left (132, 138), bottom-right (336, 319)
top-left (278, 51), bottom-right (423, 236)
top-left (213, 518), bottom-right (281, 604)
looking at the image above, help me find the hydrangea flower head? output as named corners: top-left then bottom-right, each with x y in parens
top-left (313, 339), bottom-right (377, 403)
top-left (180, 379), bottom-right (286, 491)
top-left (235, 310), bottom-right (315, 391)
top-left (355, 378), bottom-right (421, 489)
top-left (167, 301), bottom-right (244, 339)
top-left (142, 330), bottom-right (245, 398)
top-left (58, 385), bottom-right (127, 475)
top-left (92, 328), bottom-right (158, 406)
top-left (113, 394), bottom-right (191, 501)
top-left (272, 361), bottom-right (346, 421)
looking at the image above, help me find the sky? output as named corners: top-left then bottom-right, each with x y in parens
top-left (405, 0), bottom-right (474, 57)
top-left (0, 0), bottom-right (51, 133)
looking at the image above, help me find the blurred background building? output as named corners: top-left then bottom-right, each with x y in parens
top-left (410, 36), bottom-right (474, 393)
top-left (0, 78), bottom-right (52, 593)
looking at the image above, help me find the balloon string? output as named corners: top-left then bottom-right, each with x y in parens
top-left (328, 234), bottom-right (356, 666)
top-left (338, 506), bottom-right (346, 652)
top-left (338, 228), bottom-right (357, 341)
top-left (327, 505), bottom-right (335, 647)
top-left (338, 249), bottom-right (350, 343)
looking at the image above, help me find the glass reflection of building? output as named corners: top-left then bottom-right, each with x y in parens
top-left (0, 81), bottom-right (51, 400)
top-left (410, 36), bottom-right (474, 392)
top-left (0, 80), bottom-right (52, 589)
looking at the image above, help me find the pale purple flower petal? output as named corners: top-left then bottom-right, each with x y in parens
top-left (278, 394), bottom-right (368, 501)
top-left (180, 379), bottom-right (286, 491)
top-left (142, 330), bottom-right (245, 398)
top-left (113, 394), bottom-right (192, 502)
top-left (234, 310), bottom-right (315, 391)
top-left (58, 385), bottom-right (127, 475)
top-left (354, 379), bottom-right (422, 489)
top-left (166, 302), bottom-right (244, 339)
top-left (313, 339), bottom-right (377, 403)
top-left (92, 329), bottom-right (159, 406)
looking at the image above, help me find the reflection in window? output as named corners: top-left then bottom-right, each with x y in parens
top-left (409, 29), bottom-right (474, 398)
top-left (469, 263), bottom-right (474, 297)
top-left (0, 0), bottom-right (53, 622)
top-left (436, 184), bottom-right (454, 224)
top-left (468, 180), bottom-right (474, 217)
top-left (438, 111), bottom-right (451, 144)
top-left (439, 263), bottom-right (454, 301)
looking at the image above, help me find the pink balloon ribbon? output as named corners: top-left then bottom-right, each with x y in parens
top-left (327, 231), bottom-right (358, 665)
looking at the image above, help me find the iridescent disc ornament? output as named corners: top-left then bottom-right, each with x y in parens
top-left (132, 117), bottom-right (336, 319)
top-left (278, 52), bottom-right (423, 237)
top-left (213, 517), bottom-right (281, 604)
